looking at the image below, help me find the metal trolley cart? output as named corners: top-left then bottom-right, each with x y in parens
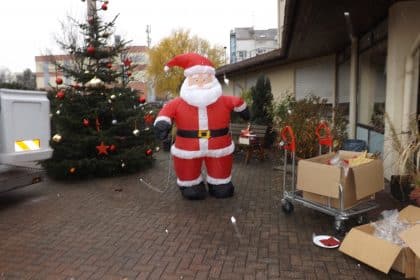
top-left (279, 123), bottom-right (379, 231)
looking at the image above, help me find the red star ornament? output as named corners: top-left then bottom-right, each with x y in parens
top-left (96, 141), bottom-right (109, 155)
top-left (123, 58), bottom-right (132, 67)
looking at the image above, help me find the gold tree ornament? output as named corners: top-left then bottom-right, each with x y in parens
top-left (86, 76), bottom-right (104, 88)
top-left (52, 134), bottom-right (62, 143)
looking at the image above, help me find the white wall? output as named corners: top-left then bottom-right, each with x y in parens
top-left (384, 0), bottom-right (420, 178)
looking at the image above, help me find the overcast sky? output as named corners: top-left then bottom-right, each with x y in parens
top-left (0, 0), bottom-right (277, 73)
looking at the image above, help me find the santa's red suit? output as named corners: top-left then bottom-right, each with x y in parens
top-left (154, 53), bottom-right (249, 199)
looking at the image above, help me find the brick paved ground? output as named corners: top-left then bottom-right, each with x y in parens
top-left (0, 149), bottom-right (405, 279)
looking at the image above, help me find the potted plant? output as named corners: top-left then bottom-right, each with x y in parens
top-left (386, 113), bottom-right (419, 205)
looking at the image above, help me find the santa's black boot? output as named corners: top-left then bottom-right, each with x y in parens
top-left (208, 182), bottom-right (234, 198)
top-left (179, 182), bottom-right (207, 200)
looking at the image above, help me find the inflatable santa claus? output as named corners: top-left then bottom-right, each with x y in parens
top-left (154, 53), bottom-right (250, 200)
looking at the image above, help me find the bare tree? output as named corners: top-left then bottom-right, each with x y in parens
top-left (0, 67), bottom-right (13, 83)
top-left (15, 69), bottom-right (36, 89)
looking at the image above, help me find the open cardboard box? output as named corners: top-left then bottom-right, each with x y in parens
top-left (339, 205), bottom-right (420, 279)
top-left (297, 150), bottom-right (384, 209)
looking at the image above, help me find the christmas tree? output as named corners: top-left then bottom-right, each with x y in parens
top-left (42, 0), bottom-right (156, 180)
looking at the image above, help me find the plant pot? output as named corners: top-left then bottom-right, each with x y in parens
top-left (390, 175), bottom-right (413, 202)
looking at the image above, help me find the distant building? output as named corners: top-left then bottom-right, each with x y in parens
top-left (35, 46), bottom-right (149, 96)
top-left (230, 27), bottom-right (278, 63)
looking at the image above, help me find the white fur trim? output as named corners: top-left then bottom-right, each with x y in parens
top-left (180, 78), bottom-right (222, 107)
top-left (171, 141), bottom-right (235, 159)
top-left (164, 65), bottom-right (170, 72)
top-left (154, 115), bottom-right (172, 126)
top-left (184, 65), bottom-right (215, 77)
top-left (234, 102), bottom-right (247, 112)
top-left (207, 175), bottom-right (232, 185)
top-left (177, 175), bottom-right (203, 187)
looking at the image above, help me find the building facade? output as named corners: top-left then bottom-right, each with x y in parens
top-left (35, 46), bottom-right (149, 96)
top-left (230, 27), bottom-right (278, 63)
top-left (217, 0), bottom-right (420, 180)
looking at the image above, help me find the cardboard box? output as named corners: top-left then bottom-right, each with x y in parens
top-left (297, 151), bottom-right (384, 209)
top-left (339, 206), bottom-right (420, 278)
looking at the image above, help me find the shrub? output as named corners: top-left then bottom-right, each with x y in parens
top-left (274, 95), bottom-right (347, 159)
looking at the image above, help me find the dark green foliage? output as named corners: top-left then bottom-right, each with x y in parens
top-left (42, 1), bottom-right (156, 180)
top-left (250, 75), bottom-right (274, 125)
top-left (250, 75), bottom-right (275, 147)
top-left (275, 95), bottom-right (348, 159)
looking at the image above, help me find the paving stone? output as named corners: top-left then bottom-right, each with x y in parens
top-left (0, 150), bottom-right (406, 279)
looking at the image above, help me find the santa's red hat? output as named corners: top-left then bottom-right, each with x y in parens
top-left (164, 53), bottom-right (215, 77)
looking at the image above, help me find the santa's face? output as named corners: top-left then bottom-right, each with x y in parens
top-left (180, 73), bottom-right (222, 107)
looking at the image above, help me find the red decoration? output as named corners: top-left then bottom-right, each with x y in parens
top-left (56, 90), bottom-right (65, 99)
top-left (87, 16), bottom-right (94, 24)
top-left (127, 71), bottom-right (132, 77)
top-left (123, 58), bottom-right (132, 67)
top-left (56, 77), bottom-right (63, 85)
top-left (319, 237), bottom-right (340, 247)
top-left (87, 45), bottom-right (95, 55)
top-left (144, 114), bottom-right (155, 125)
top-left (96, 142), bottom-right (109, 155)
top-left (73, 83), bottom-right (80, 89)
top-left (83, 118), bottom-right (89, 127)
top-left (109, 144), bottom-right (116, 152)
top-left (106, 62), bottom-right (113, 69)
top-left (101, 3), bottom-right (108, 10)
top-left (138, 96), bottom-right (146, 104)
top-left (145, 149), bottom-right (153, 156)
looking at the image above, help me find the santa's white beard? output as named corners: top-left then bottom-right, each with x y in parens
top-left (180, 78), bottom-right (222, 108)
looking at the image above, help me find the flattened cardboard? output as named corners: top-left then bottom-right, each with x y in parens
top-left (302, 191), bottom-right (370, 210)
top-left (399, 224), bottom-right (420, 257)
top-left (340, 206), bottom-right (420, 278)
top-left (398, 205), bottom-right (420, 223)
top-left (339, 224), bottom-right (402, 273)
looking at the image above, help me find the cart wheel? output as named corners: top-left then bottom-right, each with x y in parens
top-left (356, 215), bottom-right (367, 225)
top-left (281, 199), bottom-right (294, 214)
top-left (334, 219), bottom-right (346, 233)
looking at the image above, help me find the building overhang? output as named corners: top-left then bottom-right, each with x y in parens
top-left (216, 0), bottom-right (395, 78)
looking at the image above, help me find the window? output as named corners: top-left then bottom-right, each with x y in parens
top-left (295, 56), bottom-right (335, 103)
top-left (237, 51), bottom-right (247, 61)
top-left (357, 41), bottom-right (386, 132)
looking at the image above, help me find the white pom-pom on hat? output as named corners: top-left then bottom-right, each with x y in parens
top-left (164, 65), bottom-right (170, 72)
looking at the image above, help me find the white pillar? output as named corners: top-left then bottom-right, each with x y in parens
top-left (384, 1), bottom-right (420, 179)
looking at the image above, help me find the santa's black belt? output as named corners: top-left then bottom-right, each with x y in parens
top-left (177, 127), bottom-right (229, 139)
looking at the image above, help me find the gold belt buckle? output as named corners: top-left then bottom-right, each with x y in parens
top-left (198, 130), bottom-right (211, 139)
